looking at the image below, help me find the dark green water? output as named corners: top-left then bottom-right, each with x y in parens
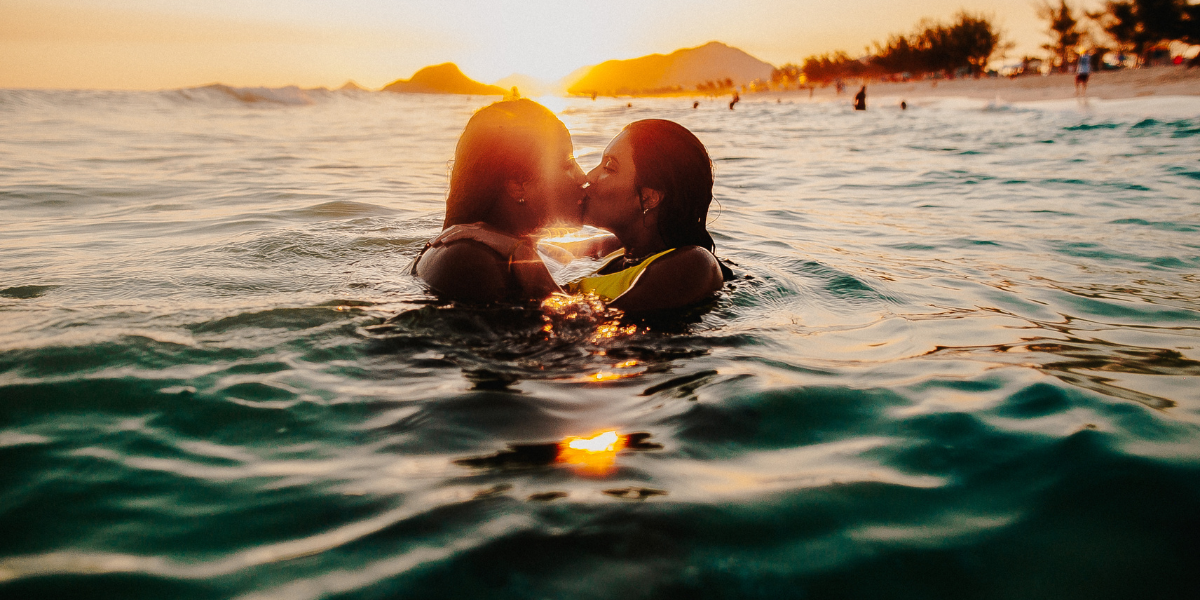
top-left (1, 89), bottom-right (1198, 599)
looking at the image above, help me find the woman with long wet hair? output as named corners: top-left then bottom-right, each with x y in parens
top-left (413, 99), bottom-right (587, 302)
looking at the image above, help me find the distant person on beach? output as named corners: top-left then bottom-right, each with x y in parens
top-left (901, 101), bottom-right (907, 110)
top-left (412, 99), bottom-right (586, 302)
top-left (854, 86), bottom-right (866, 110)
top-left (729, 92), bottom-right (740, 110)
top-left (693, 101), bottom-right (700, 109)
top-left (430, 120), bottom-right (729, 312)
top-left (1076, 51), bottom-right (1091, 95)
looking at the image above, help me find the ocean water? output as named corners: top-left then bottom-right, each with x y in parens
top-left (2, 86), bottom-right (1199, 599)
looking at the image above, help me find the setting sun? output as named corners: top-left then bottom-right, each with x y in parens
top-left (453, 1), bottom-right (626, 83)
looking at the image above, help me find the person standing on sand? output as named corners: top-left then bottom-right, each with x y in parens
top-left (853, 86), bottom-right (866, 111)
top-left (1076, 51), bottom-right (1092, 95)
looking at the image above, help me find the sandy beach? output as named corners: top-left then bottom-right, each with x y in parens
top-left (763, 65), bottom-right (1200, 104)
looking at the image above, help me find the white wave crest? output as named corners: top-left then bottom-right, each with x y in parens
top-left (172, 84), bottom-right (334, 106)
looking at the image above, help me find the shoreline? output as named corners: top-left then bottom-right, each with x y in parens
top-left (751, 65), bottom-right (1200, 105)
top-left (8, 66), bottom-right (1200, 109)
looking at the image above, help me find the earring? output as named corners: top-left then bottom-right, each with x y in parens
top-left (643, 207), bottom-right (649, 215)
top-left (517, 198), bottom-right (525, 204)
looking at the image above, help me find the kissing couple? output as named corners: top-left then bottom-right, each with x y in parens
top-left (413, 99), bottom-right (732, 312)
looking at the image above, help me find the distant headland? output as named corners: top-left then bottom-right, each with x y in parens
top-left (381, 63), bottom-right (507, 96)
top-left (374, 42), bottom-right (777, 98)
top-left (567, 41), bottom-right (774, 96)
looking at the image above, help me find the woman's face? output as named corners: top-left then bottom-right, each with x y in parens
top-left (524, 130), bottom-right (587, 227)
top-left (583, 129), bottom-right (641, 230)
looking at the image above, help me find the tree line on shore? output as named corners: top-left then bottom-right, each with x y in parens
top-left (768, 0), bottom-right (1199, 88)
top-left (1044, 0), bottom-right (1198, 72)
top-left (770, 11), bottom-right (1004, 87)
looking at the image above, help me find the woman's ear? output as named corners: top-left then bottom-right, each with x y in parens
top-left (504, 180), bottom-right (527, 204)
top-left (640, 188), bottom-right (664, 210)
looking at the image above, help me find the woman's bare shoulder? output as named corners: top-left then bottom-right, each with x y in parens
top-left (659, 245), bottom-right (720, 268)
top-left (414, 241), bottom-right (511, 302)
top-left (654, 246), bottom-right (723, 290)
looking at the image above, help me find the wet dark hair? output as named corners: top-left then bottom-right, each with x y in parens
top-left (444, 99), bottom-right (567, 228)
top-left (625, 119), bottom-right (717, 253)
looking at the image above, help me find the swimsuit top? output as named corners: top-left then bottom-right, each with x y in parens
top-left (565, 248), bottom-right (675, 301)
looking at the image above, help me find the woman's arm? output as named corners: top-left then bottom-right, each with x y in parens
top-left (544, 233), bottom-right (622, 259)
top-left (507, 238), bottom-right (563, 298)
top-left (429, 223), bottom-right (564, 300)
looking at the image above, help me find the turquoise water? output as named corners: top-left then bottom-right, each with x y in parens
top-left (2, 87), bottom-right (1199, 598)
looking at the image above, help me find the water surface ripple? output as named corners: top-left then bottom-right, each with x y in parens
top-left (2, 89), bottom-right (1199, 599)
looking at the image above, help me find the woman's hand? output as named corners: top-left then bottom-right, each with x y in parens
top-left (430, 222), bottom-right (521, 257)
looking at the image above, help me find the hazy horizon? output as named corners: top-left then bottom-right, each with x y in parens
top-left (3, 0), bottom-right (1105, 91)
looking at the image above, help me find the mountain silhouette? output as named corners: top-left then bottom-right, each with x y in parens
top-left (567, 42), bottom-right (775, 96)
top-left (382, 63), bottom-right (506, 95)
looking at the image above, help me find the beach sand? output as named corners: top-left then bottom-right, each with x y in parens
top-left (761, 65), bottom-right (1200, 104)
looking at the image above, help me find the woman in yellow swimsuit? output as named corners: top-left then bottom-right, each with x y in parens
top-left (431, 119), bottom-right (729, 312)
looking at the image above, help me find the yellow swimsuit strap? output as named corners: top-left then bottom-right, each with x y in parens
top-left (566, 248), bottom-right (675, 302)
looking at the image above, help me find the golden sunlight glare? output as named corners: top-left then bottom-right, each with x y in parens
top-left (568, 430), bottom-right (621, 452)
top-left (458, 0), bottom-right (632, 83)
top-left (557, 430), bottom-right (628, 475)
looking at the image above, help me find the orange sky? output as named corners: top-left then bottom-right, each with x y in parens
top-left (1, 0), bottom-right (1107, 90)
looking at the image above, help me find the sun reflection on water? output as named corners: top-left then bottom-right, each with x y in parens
top-left (557, 430), bottom-right (627, 475)
top-left (537, 293), bottom-right (647, 382)
top-left (539, 292), bottom-right (641, 342)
